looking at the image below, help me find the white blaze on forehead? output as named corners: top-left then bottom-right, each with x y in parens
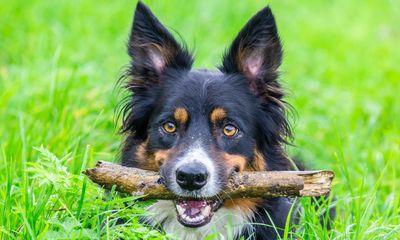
top-left (176, 144), bottom-right (214, 170)
top-left (172, 143), bottom-right (219, 197)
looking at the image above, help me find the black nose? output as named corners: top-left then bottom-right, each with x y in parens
top-left (176, 164), bottom-right (208, 191)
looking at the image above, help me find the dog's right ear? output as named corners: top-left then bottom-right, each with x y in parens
top-left (127, 2), bottom-right (193, 86)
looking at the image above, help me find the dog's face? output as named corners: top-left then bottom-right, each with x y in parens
top-left (120, 2), bottom-right (291, 229)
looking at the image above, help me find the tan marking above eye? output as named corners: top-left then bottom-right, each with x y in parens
top-left (174, 107), bottom-right (189, 124)
top-left (222, 124), bottom-right (238, 137)
top-left (162, 121), bottom-right (177, 133)
top-left (210, 107), bottom-right (227, 123)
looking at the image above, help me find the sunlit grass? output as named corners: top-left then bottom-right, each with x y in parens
top-left (1, 0), bottom-right (399, 239)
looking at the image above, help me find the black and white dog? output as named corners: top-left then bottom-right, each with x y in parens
top-left (119, 2), bottom-right (331, 239)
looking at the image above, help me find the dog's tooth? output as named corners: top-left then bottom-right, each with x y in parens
top-left (201, 205), bottom-right (211, 216)
top-left (176, 205), bottom-right (185, 215)
top-left (212, 201), bottom-right (220, 208)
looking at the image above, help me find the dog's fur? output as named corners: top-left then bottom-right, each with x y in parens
top-left (118, 2), bottom-right (329, 239)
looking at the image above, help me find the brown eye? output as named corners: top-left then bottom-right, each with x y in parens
top-left (162, 122), bottom-right (177, 133)
top-left (223, 124), bottom-right (238, 137)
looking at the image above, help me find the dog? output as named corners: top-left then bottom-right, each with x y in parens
top-left (119, 2), bottom-right (322, 239)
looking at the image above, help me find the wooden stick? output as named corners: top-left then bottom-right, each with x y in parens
top-left (84, 161), bottom-right (334, 200)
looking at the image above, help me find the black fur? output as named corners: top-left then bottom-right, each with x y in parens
top-left (117, 2), bottom-right (333, 239)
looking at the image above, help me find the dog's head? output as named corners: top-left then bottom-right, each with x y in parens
top-left (120, 2), bottom-right (292, 228)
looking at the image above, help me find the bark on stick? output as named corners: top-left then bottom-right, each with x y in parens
top-left (84, 161), bottom-right (334, 200)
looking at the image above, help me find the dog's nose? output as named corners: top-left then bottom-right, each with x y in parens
top-left (176, 164), bottom-right (208, 190)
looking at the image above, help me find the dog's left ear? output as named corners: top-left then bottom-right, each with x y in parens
top-left (221, 6), bottom-right (283, 99)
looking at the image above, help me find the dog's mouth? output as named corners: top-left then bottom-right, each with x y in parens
top-left (174, 199), bottom-right (222, 228)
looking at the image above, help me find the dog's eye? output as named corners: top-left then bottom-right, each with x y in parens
top-left (162, 121), bottom-right (177, 133)
top-left (222, 124), bottom-right (238, 137)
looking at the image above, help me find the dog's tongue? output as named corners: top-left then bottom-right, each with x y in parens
top-left (186, 200), bottom-right (206, 215)
top-left (186, 200), bottom-right (206, 209)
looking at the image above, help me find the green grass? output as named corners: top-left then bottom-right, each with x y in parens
top-left (1, 0), bottom-right (399, 239)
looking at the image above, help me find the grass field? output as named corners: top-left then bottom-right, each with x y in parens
top-left (1, 0), bottom-right (399, 239)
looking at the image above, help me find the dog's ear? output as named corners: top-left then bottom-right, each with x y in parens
top-left (127, 2), bottom-right (193, 85)
top-left (220, 7), bottom-right (283, 101)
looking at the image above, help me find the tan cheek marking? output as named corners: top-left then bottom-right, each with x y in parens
top-left (153, 149), bottom-right (173, 167)
top-left (223, 198), bottom-right (262, 216)
top-left (135, 139), bottom-right (149, 162)
top-left (134, 140), bottom-right (158, 171)
top-left (210, 107), bottom-right (227, 123)
top-left (134, 139), bottom-right (174, 171)
top-left (249, 149), bottom-right (267, 171)
top-left (222, 152), bottom-right (263, 215)
top-left (222, 153), bottom-right (247, 173)
top-left (174, 107), bottom-right (188, 124)
top-left (222, 151), bottom-right (266, 172)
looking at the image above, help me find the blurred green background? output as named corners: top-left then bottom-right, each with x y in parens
top-left (1, 0), bottom-right (399, 239)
